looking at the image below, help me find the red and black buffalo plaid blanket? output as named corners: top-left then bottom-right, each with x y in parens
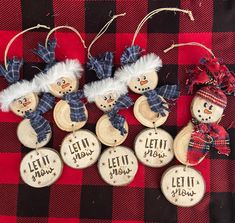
top-left (0, 1), bottom-right (234, 223)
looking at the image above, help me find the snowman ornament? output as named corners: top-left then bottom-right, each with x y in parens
top-left (34, 27), bottom-right (102, 170)
top-left (0, 24), bottom-right (50, 116)
top-left (83, 13), bottom-right (131, 147)
top-left (18, 93), bottom-right (64, 188)
top-left (115, 46), bottom-right (180, 168)
top-left (174, 85), bottom-right (230, 166)
top-left (84, 13), bottom-right (138, 186)
top-left (163, 42), bottom-right (232, 166)
top-left (34, 34), bottom-right (87, 132)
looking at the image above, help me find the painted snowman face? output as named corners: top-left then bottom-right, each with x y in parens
top-left (191, 96), bottom-right (224, 123)
top-left (10, 93), bottom-right (39, 117)
top-left (128, 70), bottom-right (158, 94)
top-left (95, 92), bottom-right (118, 112)
top-left (49, 77), bottom-right (78, 98)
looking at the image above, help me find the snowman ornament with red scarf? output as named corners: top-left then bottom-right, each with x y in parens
top-left (174, 87), bottom-right (230, 166)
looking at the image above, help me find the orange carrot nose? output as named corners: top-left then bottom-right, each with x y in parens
top-left (107, 98), bottom-right (114, 103)
top-left (140, 80), bottom-right (148, 85)
top-left (204, 109), bottom-right (212, 114)
top-left (23, 101), bottom-right (31, 107)
top-left (62, 83), bottom-right (70, 89)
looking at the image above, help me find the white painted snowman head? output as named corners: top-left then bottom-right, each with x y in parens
top-left (191, 86), bottom-right (227, 123)
top-left (84, 77), bottom-right (128, 112)
top-left (115, 53), bottom-right (162, 94)
top-left (0, 80), bottom-right (39, 116)
top-left (34, 59), bottom-right (83, 98)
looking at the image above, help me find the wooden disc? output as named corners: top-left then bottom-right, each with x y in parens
top-left (128, 70), bottom-right (158, 94)
top-left (161, 165), bottom-right (206, 207)
top-left (49, 77), bottom-right (78, 98)
top-left (98, 146), bottom-right (138, 186)
top-left (20, 147), bottom-right (63, 188)
top-left (134, 95), bottom-right (169, 128)
top-left (60, 129), bottom-right (101, 169)
top-left (10, 93), bottom-right (39, 117)
top-left (134, 128), bottom-right (174, 167)
top-left (173, 122), bottom-right (205, 166)
top-left (96, 114), bottom-right (128, 147)
top-left (17, 119), bottom-right (51, 149)
top-left (53, 100), bottom-right (88, 132)
top-left (94, 92), bottom-right (118, 112)
top-left (191, 95), bottom-right (224, 124)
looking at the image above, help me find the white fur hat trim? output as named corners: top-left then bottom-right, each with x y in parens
top-left (84, 77), bottom-right (128, 102)
top-left (34, 59), bottom-right (83, 92)
top-left (0, 80), bottom-right (39, 112)
top-left (115, 53), bottom-right (162, 84)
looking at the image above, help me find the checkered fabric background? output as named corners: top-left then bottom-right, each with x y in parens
top-left (0, 0), bottom-right (234, 223)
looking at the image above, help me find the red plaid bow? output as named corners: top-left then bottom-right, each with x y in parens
top-left (187, 122), bottom-right (230, 165)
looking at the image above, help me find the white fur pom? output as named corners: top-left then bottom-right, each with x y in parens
top-left (0, 80), bottom-right (38, 112)
top-left (34, 59), bottom-right (83, 92)
top-left (84, 77), bottom-right (128, 102)
top-left (115, 53), bottom-right (162, 84)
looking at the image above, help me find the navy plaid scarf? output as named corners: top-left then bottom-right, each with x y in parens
top-left (87, 52), bottom-right (113, 80)
top-left (34, 39), bottom-right (57, 71)
top-left (120, 45), bottom-right (142, 65)
top-left (62, 90), bottom-right (87, 122)
top-left (187, 120), bottom-right (230, 165)
top-left (0, 57), bottom-right (23, 84)
top-left (25, 93), bottom-right (55, 143)
top-left (107, 94), bottom-right (133, 135)
top-left (144, 85), bottom-right (180, 116)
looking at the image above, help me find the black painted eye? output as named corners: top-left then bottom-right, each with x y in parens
top-left (57, 81), bottom-right (61, 86)
top-left (209, 105), bottom-right (213, 110)
top-left (18, 100), bottom-right (23, 104)
top-left (62, 79), bottom-right (66, 84)
top-left (104, 96), bottom-right (107, 100)
top-left (137, 78), bottom-right (140, 81)
top-left (23, 98), bottom-right (27, 102)
top-left (143, 76), bottom-right (146, 80)
top-left (109, 95), bottom-right (112, 99)
top-left (204, 102), bottom-right (207, 108)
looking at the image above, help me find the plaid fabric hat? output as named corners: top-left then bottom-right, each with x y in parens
top-left (195, 86), bottom-right (227, 109)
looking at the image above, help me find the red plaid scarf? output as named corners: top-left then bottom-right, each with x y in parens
top-left (187, 121), bottom-right (230, 165)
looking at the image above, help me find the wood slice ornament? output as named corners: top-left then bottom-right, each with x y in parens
top-left (53, 100), bottom-right (88, 132)
top-left (161, 165), bottom-right (206, 207)
top-left (17, 119), bottom-right (52, 149)
top-left (98, 146), bottom-right (138, 186)
top-left (96, 114), bottom-right (128, 147)
top-left (10, 93), bottom-right (39, 117)
top-left (128, 70), bottom-right (159, 94)
top-left (60, 129), bottom-right (101, 169)
top-left (49, 76), bottom-right (79, 98)
top-left (135, 128), bottom-right (174, 167)
top-left (134, 95), bottom-right (169, 128)
top-left (173, 122), bottom-right (198, 166)
top-left (20, 147), bottom-right (63, 188)
top-left (94, 91), bottom-right (118, 112)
